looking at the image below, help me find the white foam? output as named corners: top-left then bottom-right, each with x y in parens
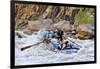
top-left (15, 31), bottom-right (94, 65)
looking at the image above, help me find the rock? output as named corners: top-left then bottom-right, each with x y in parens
top-left (15, 4), bottom-right (80, 30)
top-left (53, 20), bottom-right (72, 31)
top-left (15, 4), bottom-right (94, 39)
top-left (41, 19), bottom-right (53, 24)
top-left (76, 24), bottom-right (94, 39)
top-left (26, 19), bottom-right (53, 33)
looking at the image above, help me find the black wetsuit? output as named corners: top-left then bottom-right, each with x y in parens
top-left (57, 30), bottom-right (64, 41)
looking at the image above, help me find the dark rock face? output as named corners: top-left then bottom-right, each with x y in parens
top-left (15, 4), bottom-right (80, 30)
top-left (70, 9), bottom-right (80, 24)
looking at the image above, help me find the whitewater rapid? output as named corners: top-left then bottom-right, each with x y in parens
top-left (15, 31), bottom-right (94, 66)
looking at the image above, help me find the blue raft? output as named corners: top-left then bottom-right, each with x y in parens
top-left (50, 41), bottom-right (80, 51)
top-left (63, 43), bottom-right (80, 50)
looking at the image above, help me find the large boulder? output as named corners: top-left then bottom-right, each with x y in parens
top-left (53, 20), bottom-right (72, 31)
top-left (25, 19), bottom-right (53, 33)
top-left (76, 24), bottom-right (94, 39)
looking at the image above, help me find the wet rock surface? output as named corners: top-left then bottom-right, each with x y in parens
top-left (76, 24), bottom-right (94, 39)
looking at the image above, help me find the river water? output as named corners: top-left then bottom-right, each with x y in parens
top-left (15, 31), bottom-right (94, 66)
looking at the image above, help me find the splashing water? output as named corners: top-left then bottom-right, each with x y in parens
top-left (15, 31), bottom-right (94, 65)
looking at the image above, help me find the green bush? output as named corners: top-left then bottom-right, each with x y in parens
top-left (75, 8), bottom-right (94, 25)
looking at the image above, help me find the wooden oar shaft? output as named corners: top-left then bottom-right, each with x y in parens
top-left (21, 42), bottom-right (43, 51)
top-left (67, 38), bottom-right (82, 48)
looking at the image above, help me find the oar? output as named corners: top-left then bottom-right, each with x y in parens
top-left (20, 41), bottom-right (43, 51)
top-left (67, 37), bottom-right (82, 48)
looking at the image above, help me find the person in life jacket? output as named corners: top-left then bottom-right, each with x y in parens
top-left (37, 28), bottom-right (78, 51)
top-left (49, 35), bottom-right (61, 50)
top-left (54, 29), bottom-right (64, 49)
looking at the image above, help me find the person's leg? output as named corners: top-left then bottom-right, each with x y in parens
top-left (61, 44), bottom-right (66, 49)
top-left (64, 41), bottom-right (69, 48)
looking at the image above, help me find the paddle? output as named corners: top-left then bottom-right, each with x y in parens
top-left (20, 37), bottom-right (49, 51)
top-left (67, 37), bottom-right (82, 48)
top-left (20, 41), bottom-right (43, 51)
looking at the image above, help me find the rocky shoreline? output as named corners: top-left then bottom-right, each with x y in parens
top-left (16, 19), bottom-right (94, 40)
top-left (15, 4), bottom-right (95, 40)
